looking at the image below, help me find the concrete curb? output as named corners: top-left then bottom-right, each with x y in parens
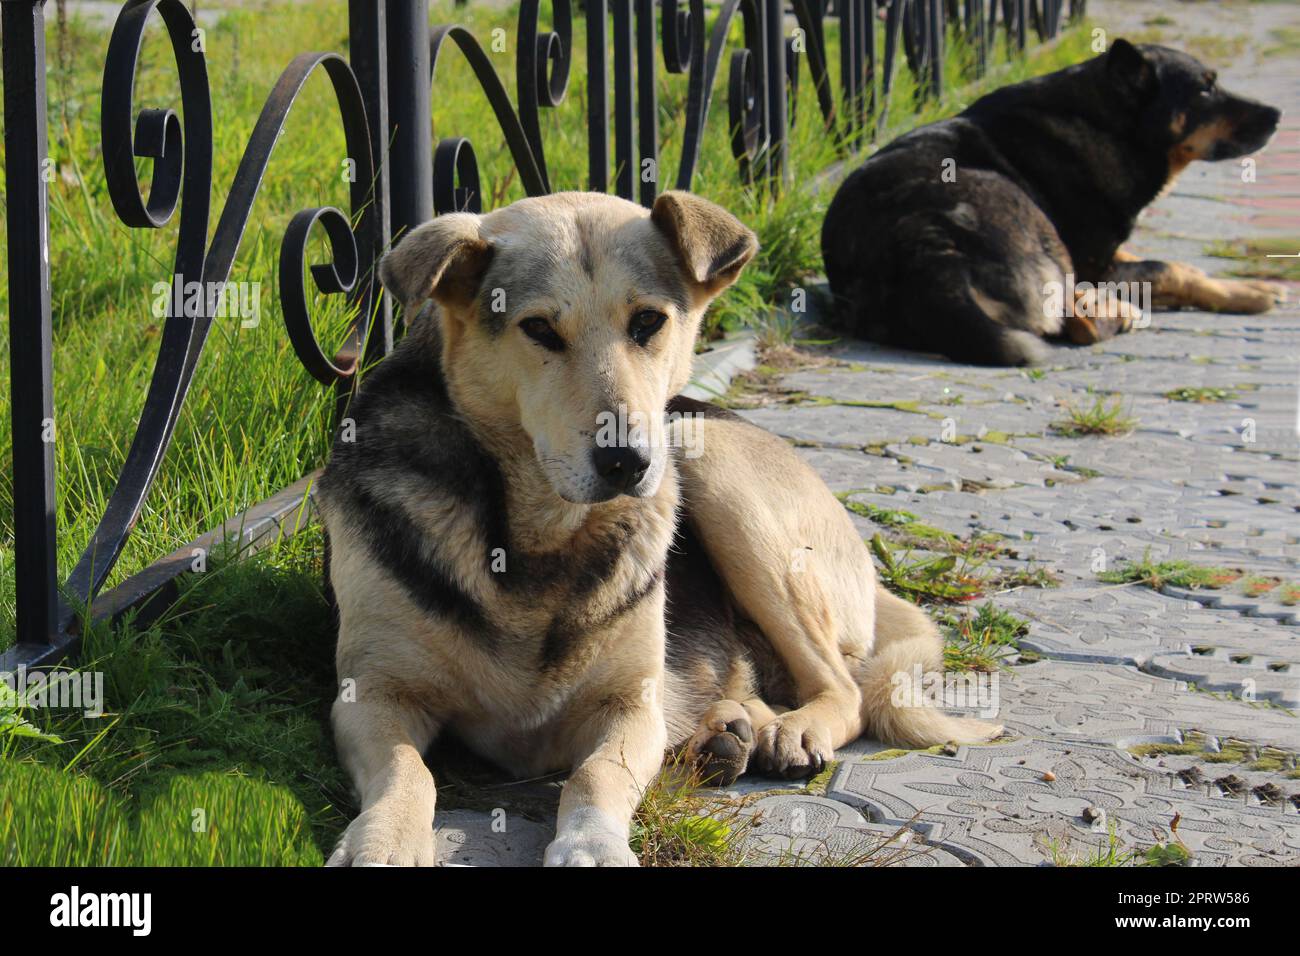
top-left (681, 329), bottom-right (761, 402)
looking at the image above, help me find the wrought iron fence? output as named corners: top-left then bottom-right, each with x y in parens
top-left (1, 0), bottom-right (1083, 670)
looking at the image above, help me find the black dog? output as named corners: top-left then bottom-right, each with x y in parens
top-left (821, 40), bottom-right (1284, 366)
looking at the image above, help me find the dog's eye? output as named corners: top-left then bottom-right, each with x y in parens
top-left (519, 316), bottom-right (565, 352)
top-left (628, 310), bottom-right (667, 346)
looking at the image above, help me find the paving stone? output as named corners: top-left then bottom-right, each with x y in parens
top-left (792, 446), bottom-right (959, 494)
top-left (737, 402), bottom-right (930, 449)
top-left (993, 660), bottom-right (1300, 751)
top-left (434, 809), bottom-right (553, 867)
top-left (883, 439), bottom-right (1078, 489)
top-left (780, 367), bottom-right (1006, 408)
top-left (827, 738), bottom-right (1300, 866)
top-left (739, 794), bottom-right (970, 866)
top-left (1145, 650), bottom-right (1300, 709)
top-left (429, 0), bottom-right (1300, 866)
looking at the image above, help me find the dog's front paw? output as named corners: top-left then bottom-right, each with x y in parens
top-left (327, 802), bottom-right (437, 867)
top-left (544, 808), bottom-right (638, 867)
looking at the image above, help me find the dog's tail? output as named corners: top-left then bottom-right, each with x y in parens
top-left (834, 276), bottom-right (1049, 367)
top-left (926, 302), bottom-right (1048, 367)
top-left (858, 584), bottom-right (1004, 748)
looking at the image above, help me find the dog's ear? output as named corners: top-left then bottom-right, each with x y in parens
top-left (1106, 39), bottom-right (1156, 99)
top-left (651, 190), bottom-right (758, 294)
top-left (379, 213), bottom-right (494, 311)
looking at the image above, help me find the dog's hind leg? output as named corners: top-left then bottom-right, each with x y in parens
top-left (671, 401), bottom-right (1002, 776)
top-left (672, 407), bottom-right (871, 779)
top-left (878, 203), bottom-right (1075, 365)
top-left (1106, 250), bottom-right (1287, 315)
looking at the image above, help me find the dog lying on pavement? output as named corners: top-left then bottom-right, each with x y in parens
top-left (317, 190), bottom-right (1001, 866)
top-left (822, 40), bottom-right (1286, 366)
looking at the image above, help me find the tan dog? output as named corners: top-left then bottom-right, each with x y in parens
top-left (317, 191), bottom-right (1000, 867)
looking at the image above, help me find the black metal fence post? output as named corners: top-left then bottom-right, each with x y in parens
top-left (863, 0), bottom-right (877, 132)
top-left (612, 0), bottom-right (635, 200)
top-left (2, 0), bottom-right (60, 662)
top-left (635, 0), bottom-right (659, 206)
top-left (349, 0), bottom-right (394, 360)
top-left (586, 0), bottom-right (609, 192)
top-left (928, 0), bottom-right (943, 99)
top-left (386, 0), bottom-right (434, 247)
top-left (765, 0), bottom-right (788, 185)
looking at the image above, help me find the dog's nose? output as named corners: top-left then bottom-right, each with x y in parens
top-left (591, 445), bottom-right (651, 494)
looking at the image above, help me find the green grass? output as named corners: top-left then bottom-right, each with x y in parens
top-left (0, 1), bottom-right (1092, 864)
top-left (1043, 820), bottom-right (1192, 868)
top-left (940, 602), bottom-right (1030, 673)
top-left (1102, 560), bottom-right (1300, 605)
top-left (870, 534), bottom-right (988, 605)
top-left (1205, 237), bottom-right (1300, 281)
top-left (1098, 553), bottom-right (1241, 591)
top-left (1163, 386), bottom-right (1236, 403)
top-left (1050, 395), bottom-right (1137, 438)
top-left (0, 761), bottom-right (322, 865)
top-left (1043, 823), bottom-right (1139, 868)
top-left (1, 526), bottom-right (349, 861)
top-left (0, 761), bottom-right (131, 866)
top-left (1263, 27), bottom-right (1300, 59)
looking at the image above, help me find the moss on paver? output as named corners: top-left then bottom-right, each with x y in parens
top-left (1129, 741), bottom-right (1206, 758)
top-left (1263, 26), bottom-right (1300, 59)
top-left (1098, 554), bottom-right (1242, 590)
top-left (803, 760), bottom-right (840, 796)
top-left (838, 496), bottom-right (968, 552)
top-left (863, 745), bottom-right (947, 761)
top-left (1129, 733), bottom-right (1298, 771)
top-left (1098, 554), bottom-right (1300, 608)
top-left (1163, 386), bottom-right (1237, 403)
top-left (838, 493), bottom-right (1056, 568)
top-left (1205, 237), bottom-right (1300, 281)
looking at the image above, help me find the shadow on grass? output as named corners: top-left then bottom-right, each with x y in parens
top-left (1, 526), bottom-right (350, 864)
